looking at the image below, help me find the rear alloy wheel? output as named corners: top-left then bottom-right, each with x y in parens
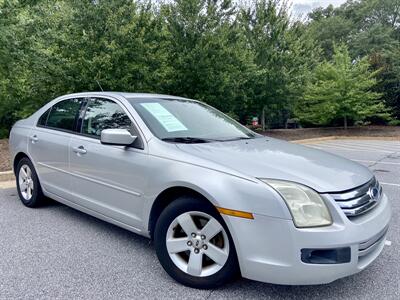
top-left (18, 164), bottom-right (34, 201)
top-left (154, 197), bottom-right (239, 289)
top-left (16, 157), bottom-right (45, 207)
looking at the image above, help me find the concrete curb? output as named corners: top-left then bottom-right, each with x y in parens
top-left (0, 171), bottom-right (14, 182)
top-left (292, 136), bottom-right (400, 144)
top-left (0, 180), bottom-right (15, 189)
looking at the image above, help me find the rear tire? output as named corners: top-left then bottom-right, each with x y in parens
top-left (16, 157), bottom-right (46, 208)
top-left (154, 196), bottom-right (239, 289)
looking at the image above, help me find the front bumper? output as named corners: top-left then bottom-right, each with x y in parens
top-left (223, 193), bottom-right (391, 285)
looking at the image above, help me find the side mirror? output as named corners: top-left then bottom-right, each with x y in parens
top-left (100, 129), bottom-right (137, 146)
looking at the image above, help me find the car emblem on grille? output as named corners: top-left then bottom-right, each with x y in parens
top-left (368, 186), bottom-right (380, 201)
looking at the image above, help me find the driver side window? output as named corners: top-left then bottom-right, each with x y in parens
top-left (82, 98), bottom-right (132, 137)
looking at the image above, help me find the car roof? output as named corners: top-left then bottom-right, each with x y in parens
top-left (59, 91), bottom-right (190, 101)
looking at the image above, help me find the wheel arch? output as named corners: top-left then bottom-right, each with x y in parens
top-left (13, 152), bottom-right (30, 175)
top-left (148, 186), bottom-right (216, 239)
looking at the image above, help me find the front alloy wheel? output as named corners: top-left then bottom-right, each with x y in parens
top-left (154, 197), bottom-right (239, 289)
top-left (166, 211), bottom-right (230, 277)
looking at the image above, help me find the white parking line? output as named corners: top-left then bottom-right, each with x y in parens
top-left (310, 145), bottom-right (394, 153)
top-left (313, 142), bottom-right (400, 152)
top-left (380, 182), bottom-right (400, 187)
top-left (324, 141), bottom-right (400, 151)
top-left (331, 139), bottom-right (400, 144)
top-left (332, 139), bottom-right (400, 147)
top-left (352, 160), bottom-right (400, 166)
top-left (334, 144), bottom-right (400, 152)
top-left (333, 140), bottom-right (400, 146)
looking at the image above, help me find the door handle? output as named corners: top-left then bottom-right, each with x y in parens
top-left (72, 146), bottom-right (87, 155)
top-left (30, 135), bottom-right (39, 143)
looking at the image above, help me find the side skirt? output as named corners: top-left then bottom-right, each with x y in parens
top-left (43, 189), bottom-right (150, 238)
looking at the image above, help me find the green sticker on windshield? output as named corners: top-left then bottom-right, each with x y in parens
top-left (140, 103), bottom-right (188, 132)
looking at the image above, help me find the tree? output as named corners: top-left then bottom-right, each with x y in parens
top-left (306, 0), bottom-right (400, 120)
top-left (351, 24), bottom-right (400, 119)
top-left (296, 45), bottom-right (389, 129)
top-left (1, 0), bottom-right (397, 138)
top-left (162, 0), bottom-right (254, 115)
top-left (239, 0), bottom-right (318, 129)
top-left (307, 15), bottom-right (353, 59)
top-left (307, 4), bottom-right (354, 59)
top-left (0, 0), bottom-right (170, 137)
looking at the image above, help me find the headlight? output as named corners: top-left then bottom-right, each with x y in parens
top-left (261, 179), bottom-right (332, 228)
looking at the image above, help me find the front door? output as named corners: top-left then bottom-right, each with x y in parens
top-left (68, 97), bottom-right (148, 230)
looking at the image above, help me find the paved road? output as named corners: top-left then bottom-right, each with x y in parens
top-left (0, 139), bottom-right (399, 299)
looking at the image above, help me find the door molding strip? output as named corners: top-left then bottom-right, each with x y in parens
top-left (37, 162), bottom-right (141, 197)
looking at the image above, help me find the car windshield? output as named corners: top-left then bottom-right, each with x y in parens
top-left (129, 98), bottom-right (256, 142)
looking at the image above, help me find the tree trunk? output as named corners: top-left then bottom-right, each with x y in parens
top-left (344, 115), bottom-right (348, 130)
top-left (261, 106), bottom-right (266, 131)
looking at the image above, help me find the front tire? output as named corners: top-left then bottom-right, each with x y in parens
top-left (16, 157), bottom-right (45, 208)
top-left (154, 196), bottom-right (239, 289)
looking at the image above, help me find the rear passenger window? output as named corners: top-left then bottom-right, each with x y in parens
top-left (82, 98), bottom-right (132, 137)
top-left (46, 99), bottom-right (82, 131)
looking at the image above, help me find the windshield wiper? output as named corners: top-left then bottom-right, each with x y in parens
top-left (220, 136), bottom-right (254, 142)
top-left (161, 137), bottom-right (218, 144)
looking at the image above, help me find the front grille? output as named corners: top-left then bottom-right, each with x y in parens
top-left (330, 177), bottom-right (382, 217)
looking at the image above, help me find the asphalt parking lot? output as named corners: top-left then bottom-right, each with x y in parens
top-left (0, 139), bottom-right (399, 299)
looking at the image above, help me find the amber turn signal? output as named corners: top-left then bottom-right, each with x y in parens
top-left (216, 207), bottom-right (254, 219)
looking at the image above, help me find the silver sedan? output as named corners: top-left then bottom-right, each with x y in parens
top-left (9, 92), bottom-right (391, 289)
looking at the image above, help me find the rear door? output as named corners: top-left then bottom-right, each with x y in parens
top-left (28, 98), bottom-right (84, 199)
top-left (68, 97), bottom-right (148, 230)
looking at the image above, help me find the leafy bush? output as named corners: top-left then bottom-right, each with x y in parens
top-left (388, 119), bottom-right (400, 126)
top-left (0, 128), bottom-right (9, 139)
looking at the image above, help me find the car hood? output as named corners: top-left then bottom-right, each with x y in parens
top-left (176, 137), bottom-right (372, 193)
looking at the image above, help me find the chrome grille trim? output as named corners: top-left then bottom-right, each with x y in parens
top-left (330, 177), bottom-right (382, 217)
top-left (335, 193), bottom-right (371, 209)
top-left (330, 179), bottom-right (373, 201)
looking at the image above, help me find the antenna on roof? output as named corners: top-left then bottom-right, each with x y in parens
top-left (95, 79), bottom-right (104, 92)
